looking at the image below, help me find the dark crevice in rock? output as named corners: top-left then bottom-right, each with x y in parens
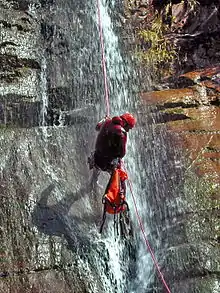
top-left (39, 0), bottom-right (55, 7)
top-left (0, 19), bottom-right (32, 32)
top-left (0, 70), bottom-right (22, 83)
top-left (0, 54), bottom-right (40, 70)
top-left (157, 102), bottom-right (200, 110)
top-left (0, 94), bottom-right (34, 103)
top-left (0, 100), bottom-right (41, 128)
top-left (0, 41), bottom-right (18, 48)
top-left (206, 146), bottom-right (219, 152)
top-left (0, 0), bottom-right (29, 11)
top-left (162, 76), bottom-right (196, 89)
top-left (210, 99), bottom-right (220, 106)
top-left (153, 112), bottom-right (190, 124)
top-left (188, 129), bottom-right (220, 134)
top-left (0, 20), bottom-right (11, 29)
top-left (0, 54), bottom-right (40, 82)
top-left (0, 263), bottom-right (71, 278)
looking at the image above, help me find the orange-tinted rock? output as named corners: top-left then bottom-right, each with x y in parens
top-left (141, 88), bottom-right (197, 105)
top-left (180, 66), bottom-right (220, 82)
top-left (200, 80), bottom-right (220, 92)
top-left (167, 106), bottom-right (220, 182)
top-left (168, 106), bottom-right (220, 132)
top-left (194, 159), bottom-right (220, 181)
top-left (142, 68), bottom-right (220, 183)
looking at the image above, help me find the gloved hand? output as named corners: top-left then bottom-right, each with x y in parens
top-left (111, 158), bottom-right (121, 169)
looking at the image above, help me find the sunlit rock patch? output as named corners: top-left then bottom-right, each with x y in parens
top-left (142, 67), bottom-right (220, 184)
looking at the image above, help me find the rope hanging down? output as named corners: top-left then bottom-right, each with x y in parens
top-left (96, 1), bottom-right (171, 292)
top-left (126, 175), bottom-right (172, 293)
top-left (96, 0), bottom-right (110, 117)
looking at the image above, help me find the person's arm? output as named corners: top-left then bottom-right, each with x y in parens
top-left (116, 127), bottom-right (127, 158)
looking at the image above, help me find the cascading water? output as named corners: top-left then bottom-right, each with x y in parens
top-left (94, 1), bottom-right (160, 292)
top-left (40, 55), bottom-right (48, 127)
top-left (96, 2), bottom-right (188, 293)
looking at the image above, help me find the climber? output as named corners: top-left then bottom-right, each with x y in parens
top-left (88, 112), bottom-right (136, 174)
top-left (88, 112), bottom-right (136, 234)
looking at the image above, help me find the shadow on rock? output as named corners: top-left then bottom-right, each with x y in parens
top-left (32, 183), bottom-right (101, 252)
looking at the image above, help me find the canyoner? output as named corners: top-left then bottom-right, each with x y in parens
top-left (88, 113), bottom-right (136, 235)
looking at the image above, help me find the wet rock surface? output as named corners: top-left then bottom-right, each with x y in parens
top-left (142, 66), bottom-right (220, 183)
top-left (142, 67), bottom-right (220, 292)
top-left (127, 2), bottom-right (220, 292)
top-left (0, 0), bottom-right (42, 128)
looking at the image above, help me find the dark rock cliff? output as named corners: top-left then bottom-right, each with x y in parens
top-left (124, 0), bottom-right (220, 292)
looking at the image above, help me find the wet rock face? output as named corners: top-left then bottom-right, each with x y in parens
top-left (0, 0), bottom-right (43, 127)
top-left (0, 1), bottom-right (136, 293)
top-left (142, 66), bottom-right (220, 292)
top-left (167, 0), bottom-right (220, 72)
top-left (142, 66), bottom-right (220, 183)
top-left (0, 0), bottom-right (100, 128)
top-left (126, 0), bottom-right (220, 74)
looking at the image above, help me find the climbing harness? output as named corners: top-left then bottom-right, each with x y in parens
top-left (96, 1), bottom-right (171, 292)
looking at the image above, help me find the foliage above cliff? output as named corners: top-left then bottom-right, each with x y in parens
top-left (123, 0), bottom-right (210, 79)
top-left (136, 13), bottom-right (177, 75)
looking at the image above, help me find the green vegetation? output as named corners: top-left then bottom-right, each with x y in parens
top-left (188, 0), bottom-right (200, 11)
top-left (137, 14), bottom-right (176, 69)
top-left (124, 1), bottom-right (200, 78)
top-left (124, 1), bottom-right (177, 78)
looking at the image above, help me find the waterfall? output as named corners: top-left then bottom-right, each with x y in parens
top-left (40, 55), bottom-right (48, 127)
top-left (96, 1), bottom-right (154, 292)
top-left (1, 1), bottom-right (218, 292)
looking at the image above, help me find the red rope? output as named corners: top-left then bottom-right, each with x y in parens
top-left (126, 172), bottom-right (171, 293)
top-left (96, 0), bottom-right (110, 117)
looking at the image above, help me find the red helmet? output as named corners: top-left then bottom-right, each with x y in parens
top-left (120, 112), bottom-right (136, 129)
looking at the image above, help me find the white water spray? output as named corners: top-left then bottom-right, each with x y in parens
top-left (40, 55), bottom-right (48, 127)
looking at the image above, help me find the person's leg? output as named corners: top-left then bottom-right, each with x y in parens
top-left (99, 205), bottom-right (107, 233)
top-left (87, 151), bottom-right (95, 170)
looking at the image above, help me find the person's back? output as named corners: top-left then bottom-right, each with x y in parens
top-left (95, 116), bottom-right (127, 161)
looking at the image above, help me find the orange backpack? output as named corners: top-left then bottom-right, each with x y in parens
top-left (103, 168), bottom-right (128, 214)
